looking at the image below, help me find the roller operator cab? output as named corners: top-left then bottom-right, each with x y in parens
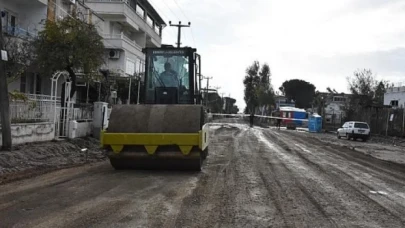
top-left (100, 46), bottom-right (209, 171)
top-left (144, 47), bottom-right (202, 105)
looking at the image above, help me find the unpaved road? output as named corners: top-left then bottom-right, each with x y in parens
top-left (1, 119), bottom-right (405, 228)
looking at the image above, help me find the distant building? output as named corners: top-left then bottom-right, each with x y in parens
top-left (275, 95), bottom-right (295, 109)
top-left (316, 92), bottom-right (351, 125)
top-left (384, 86), bottom-right (405, 108)
top-left (223, 96), bottom-right (237, 114)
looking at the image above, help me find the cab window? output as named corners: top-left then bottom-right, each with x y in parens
top-left (145, 50), bottom-right (190, 104)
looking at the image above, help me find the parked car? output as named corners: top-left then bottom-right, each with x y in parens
top-left (337, 121), bottom-right (370, 141)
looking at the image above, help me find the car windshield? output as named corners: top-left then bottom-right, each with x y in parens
top-left (354, 123), bottom-right (369, 129)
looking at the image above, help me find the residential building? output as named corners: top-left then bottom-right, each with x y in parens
top-left (4, 0), bottom-right (166, 103)
top-left (3, 0), bottom-right (104, 99)
top-left (320, 92), bottom-right (351, 124)
top-left (1, 0), bottom-right (47, 94)
top-left (84, 0), bottom-right (166, 77)
top-left (275, 95), bottom-right (295, 109)
top-left (0, 0), bottom-right (46, 39)
top-left (384, 86), bottom-right (405, 108)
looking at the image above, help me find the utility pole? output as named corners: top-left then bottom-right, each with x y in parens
top-left (220, 92), bottom-right (225, 114)
top-left (202, 76), bottom-right (212, 106)
top-left (402, 101), bottom-right (405, 137)
top-left (169, 21), bottom-right (191, 48)
top-left (127, 76), bottom-right (132, 104)
top-left (0, 11), bottom-right (12, 150)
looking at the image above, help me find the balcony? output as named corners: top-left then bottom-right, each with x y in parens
top-left (2, 26), bottom-right (38, 40)
top-left (85, 0), bottom-right (162, 46)
top-left (102, 33), bottom-right (144, 57)
top-left (13, 0), bottom-right (47, 6)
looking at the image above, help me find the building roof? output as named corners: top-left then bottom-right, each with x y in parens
top-left (139, 0), bottom-right (167, 26)
top-left (279, 107), bottom-right (307, 112)
top-left (318, 92), bottom-right (351, 96)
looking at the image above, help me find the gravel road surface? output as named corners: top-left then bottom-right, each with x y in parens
top-left (1, 119), bottom-right (405, 228)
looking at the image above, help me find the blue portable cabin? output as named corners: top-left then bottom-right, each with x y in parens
top-left (308, 114), bottom-right (322, 133)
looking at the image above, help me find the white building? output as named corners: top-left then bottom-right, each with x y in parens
top-left (3, 0), bottom-right (165, 102)
top-left (2, 0), bottom-right (105, 98)
top-left (316, 92), bottom-right (350, 124)
top-left (84, 0), bottom-right (166, 77)
top-left (384, 86), bottom-right (405, 108)
top-left (1, 0), bottom-right (47, 95)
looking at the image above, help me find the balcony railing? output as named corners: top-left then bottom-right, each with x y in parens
top-left (102, 33), bottom-right (143, 51)
top-left (87, 0), bottom-right (162, 37)
top-left (2, 26), bottom-right (37, 40)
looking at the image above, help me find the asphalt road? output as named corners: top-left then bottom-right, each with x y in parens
top-left (1, 119), bottom-right (405, 228)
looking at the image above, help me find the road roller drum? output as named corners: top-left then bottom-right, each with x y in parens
top-left (101, 104), bottom-right (209, 171)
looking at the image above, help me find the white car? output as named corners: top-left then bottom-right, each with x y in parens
top-left (337, 121), bottom-right (371, 141)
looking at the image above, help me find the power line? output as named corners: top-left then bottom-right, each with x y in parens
top-left (148, 0), bottom-right (178, 41)
top-left (158, 0), bottom-right (181, 22)
top-left (171, 0), bottom-right (190, 21)
top-left (155, 0), bottom-right (194, 47)
top-left (170, 0), bottom-right (196, 47)
top-left (189, 27), bottom-right (197, 47)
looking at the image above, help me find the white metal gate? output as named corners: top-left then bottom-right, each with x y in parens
top-left (51, 71), bottom-right (73, 139)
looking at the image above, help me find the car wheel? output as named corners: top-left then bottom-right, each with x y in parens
top-left (346, 133), bottom-right (350, 140)
top-left (337, 133), bottom-right (341, 139)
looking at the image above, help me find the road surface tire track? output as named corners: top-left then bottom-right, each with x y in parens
top-left (1, 120), bottom-right (405, 228)
top-left (255, 130), bottom-right (339, 228)
top-left (265, 129), bottom-right (405, 227)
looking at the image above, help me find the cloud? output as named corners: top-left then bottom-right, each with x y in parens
top-left (153, 0), bottom-right (405, 110)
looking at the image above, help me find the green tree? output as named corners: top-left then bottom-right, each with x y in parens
top-left (243, 61), bottom-right (274, 113)
top-left (34, 15), bottom-right (105, 100)
top-left (345, 69), bottom-right (391, 119)
top-left (279, 79), bottom-right (316, 109)
top-left (347, 69), bottom-right (391, 105)
top-left (4, 37), bottom-right (36, 85)
top-left (0, 30), bottom-right (35, 150)
top-left (243, 61), bottom-right (260, 113)
top-left (257, 63), bottom-right (275, 114)
top-left (312, 91), bottom-right (326, 115)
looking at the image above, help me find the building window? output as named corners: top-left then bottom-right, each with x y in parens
top-left (136, 4), bottom-right (144, 18)
top-left (390, 100), bottom-right (399, 107)
top-left (146, 15), bottom-right (153, 28)
top-left (2, 10), bottom-right (18, 36)
top-left (154, 24), bottom-right (160, 34)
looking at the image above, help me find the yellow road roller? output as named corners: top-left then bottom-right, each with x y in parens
top-left (101, 46), bottom-right (209, 171)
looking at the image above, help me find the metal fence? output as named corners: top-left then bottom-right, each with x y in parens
top-left (73, 104), bottom-right (94, 121)
top-left (2, 93), bottom-right (94, 124)
top-left (324, 107), bottom-right (405, 137)
top-left (9, 100), bottom-right (57, 123)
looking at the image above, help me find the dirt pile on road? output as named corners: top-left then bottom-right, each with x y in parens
top-left (369, 135), bottom-right (405, 147)
top-left (0, 138), bottom-right (106, 184)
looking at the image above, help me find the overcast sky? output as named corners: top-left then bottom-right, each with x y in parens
top-left (150, 0), bottom-right (405, 110)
